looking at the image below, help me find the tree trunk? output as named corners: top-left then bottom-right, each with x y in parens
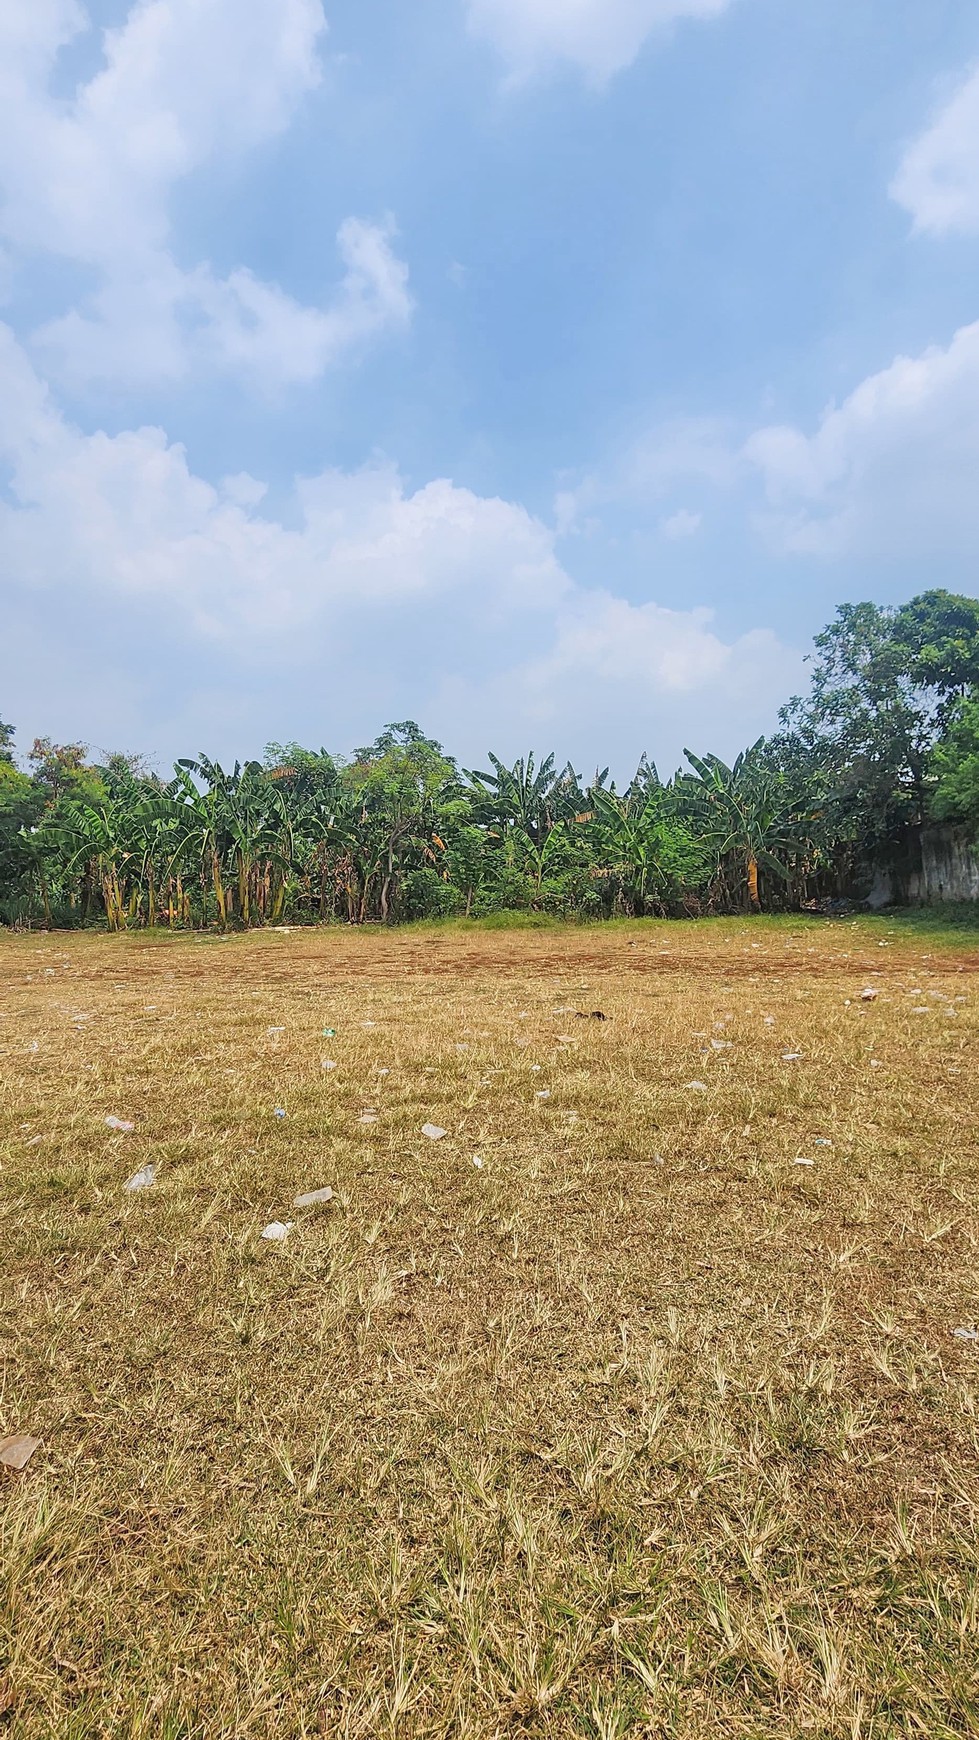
top-left (212, 854), bottom-right (228, 929)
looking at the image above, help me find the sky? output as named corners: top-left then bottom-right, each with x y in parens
top-left (2, 0), bottom-right (979, 782)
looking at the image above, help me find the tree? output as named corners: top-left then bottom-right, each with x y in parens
top-left (931, 693), bottom-right (979, 837)
top-left (893, 590), bottom-right (979, 703)
top-left (589, 784), bottom-right (707, 915)
top-left (680, 742), bottom-right (811, 912)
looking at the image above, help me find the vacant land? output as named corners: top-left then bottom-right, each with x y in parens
top-left (1, 916), bottom-right (978, 1738)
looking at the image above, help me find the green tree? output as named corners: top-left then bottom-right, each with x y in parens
top-left (680, 742), bottom-right (811, 912)
top-left (589, 784), bottom-right (708, 915)
top-left (931, 692), bottom-right (979, 837)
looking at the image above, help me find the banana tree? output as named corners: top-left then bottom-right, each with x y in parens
top-left (50, 799), bottom-right (135, 930)
top-left (589, 784), bottom-right (707, 915)
top-left (680, 742), bottom-right (811, 912)
top-left (465, 752), bottom-right (581, 847)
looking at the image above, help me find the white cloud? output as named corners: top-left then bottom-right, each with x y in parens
top-left (0, 0), bottom-right (411, 386)
top-left (0, 324), bottom-right (797, 771)
top-left (35, 218), bottom-right (412, 389)
top-left (745, 319), bottom-right (979, 557)
top-left (661, 507), bottom-right (702, 539)
top-left (467, 0), bottom-right (732, 84)
top-left (891, 64), bottom-right (979, 234)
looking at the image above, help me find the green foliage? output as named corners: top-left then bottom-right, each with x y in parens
top-left (931, 691), bottom-right (979, 836)
top-left (4, 587), bottom-right (979, 931)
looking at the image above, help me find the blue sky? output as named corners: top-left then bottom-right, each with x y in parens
top-left (2, 0), bottom-right (979, 780)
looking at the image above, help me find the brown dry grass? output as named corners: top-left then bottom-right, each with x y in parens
top-left (1, 914), bottom-right (978, 1738)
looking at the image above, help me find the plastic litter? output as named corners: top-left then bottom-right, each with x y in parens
top-left (472, 1155), bottom-right (484, 1169)
top-left (358, 1110), bottom-right (378, 1124)
top-left (274, 1108), bottom-right (287, 1119)
top-left (361, 1021), bottom-right (376, 1030)
top-left (536, 1090), bottom-right (551, 1099)
top-left (262, 1221), bottom-right (293, 1242)
top-left (793, 1157), bottom-right (815, 1167)
top-left (710, 1039), bottom-right (732, 1051)
top-left (860, 988), bottom-right (878, 1002)
top-left (763, 1016), bottom-right (775, 1026)
top-left (322, 1059), bottom-right (337, 1071)
top-left (814, 1138), bottom-right (832, 1147)
top-left (422, 1123), bottom-right (447, 1140)
top-left (781, 1052), bottom-right (803, 1062)
top-left (952, 1328), bottom-right (979, 1342)
top-left (123, 1164), bottom-right (156, 1192)
top-left (293, 1187), bottom-right (334, 1208)
top-left (685, 1081), bottom-right (708, 1092)
top-left (105, 1116), bottom-right (135, 1132)
top-left (267, 1026), bottom-right (285, 1035)
top-left (0, 1435), bottom-right (39, 1472)
top-left (323, 1028), bottom-right (336, 1038)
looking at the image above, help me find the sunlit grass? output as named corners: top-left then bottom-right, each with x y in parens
top-left (1, 915), bottom-right (978, 1736)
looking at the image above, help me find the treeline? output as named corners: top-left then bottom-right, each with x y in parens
top-left (3, 590), bottom-right (979, 930)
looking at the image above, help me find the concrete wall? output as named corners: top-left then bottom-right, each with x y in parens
top-left (911, 826), bottom-right (979, 903)
top-left (868, 825), bottom-right (979, 906)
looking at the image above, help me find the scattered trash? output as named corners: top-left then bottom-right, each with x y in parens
top-left (763, 1016), bottom-right (775, 1026)
top-left (870, 1059), bottom-right (883, 1069)
top-left (685, 1080), bottom-right (708, 1092)
top-left (274, 1108), bottom-right (287, 1120)
top-left (710, 1039), bottom-right (732, 1051)
top-left (105, 1116), bottom-right (135, 1133)
top-left (262, 1221), bottom-right (293, 1242)
top-left (0, 1435), bottom-right (39, 1472)
top-left (27, 1041), bottom-right (39, 1054)
top-left (531, 1064), bottom-right (542, 1072)
top-left (293, 1187), bottom-right (334, 1208)
top-left (377, 1067), bottom-right (390, 1076)
top-left (814, 1138), bottom-right (832, 1147)
top-left (361, 1021), bottom-right (376, 1030)
top-left (321, 1059), bottom-right (337, 1071)
top-left (358, 1110), bottom-right (378, 1124)
top-left (24, 1135), bottom-right (43, 1147)
top-left (536, 1090), bottom-right (551, 1099)
top-left (267, 1026), bottom-right (285, 1036)
top-left (422, 1123), bottom-right (447, 1140)
top-left (123, 1164), bottom-right (156, 1193)
top-left (323, 1028), bottom-right (336, 1038)
top-left (952, 1328), bottom-right (979, 1342)
top-left (472, 1155), bottom-right (484, 1169)
top-left (781, 1053), bottom-right (803, 1062)
top-left (860, 988), bottom-right (878, 1002)
top-left (793, 1157), bottom-right (815, 1167)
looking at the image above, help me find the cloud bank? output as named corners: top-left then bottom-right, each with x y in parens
top-left (0, 0), bottom-right (410, 387)
top-left (0, 325), bottom-right (796, 771)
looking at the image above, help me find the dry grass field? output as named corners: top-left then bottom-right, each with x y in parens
top-left (1, 915), bottom-right (978, 1738)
